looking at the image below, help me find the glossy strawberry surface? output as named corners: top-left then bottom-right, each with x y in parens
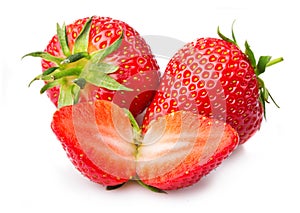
top-left (143, 38), bottom-right (263, 143)
top-left (28, 16), bottom-right (160, 116)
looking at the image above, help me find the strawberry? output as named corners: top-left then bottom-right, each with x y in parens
top-left (23, 16), bottom-right (160, 117)
top-left (142, 24), bottom-right (283, 144)
top-left (51, 100), bottom-right (239, 190)
top-left (136, 107), bottom-right (239, 190)
top-left (51, 100), bottom-right (136, 187)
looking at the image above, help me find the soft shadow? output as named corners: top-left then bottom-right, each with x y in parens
top-left (227, 145), bottom-right (246, 161)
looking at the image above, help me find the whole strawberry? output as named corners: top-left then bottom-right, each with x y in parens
top-left (143, 24), bottom-right (283, 144)
top-left (23, 16), bottom-right (160, 117)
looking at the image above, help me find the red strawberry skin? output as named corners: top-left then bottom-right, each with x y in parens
top-left (143, 38), bottom-right (262, 144)
top-left (51, 101), bottom-right (136, 186)
top-left (42, 16), bottom-right (160, 116)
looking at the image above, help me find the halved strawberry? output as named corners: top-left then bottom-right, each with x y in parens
top-left (51, 100), bottom-right (136, 186)
top-left (136, 109), bottom-right (239, 190)
top-left (23, 16), bottom-right (160, 117)
top-left (51, 100), bottom-right (239, 190)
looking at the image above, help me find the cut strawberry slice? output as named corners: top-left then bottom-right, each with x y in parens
top-left (51, 100), bottom-right (136, 186)
top-left (51, 100), bottom-right (239, 190)
top-left (136, 110), bottom-right (239, 190)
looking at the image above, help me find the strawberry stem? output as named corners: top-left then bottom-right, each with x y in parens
top-left (266, 57), bottom-right (284, 67)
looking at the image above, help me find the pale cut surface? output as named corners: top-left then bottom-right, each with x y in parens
top-left (136, 111), bottom-right (238, 183)
top-left (71, 101), bottom-right (136, 179)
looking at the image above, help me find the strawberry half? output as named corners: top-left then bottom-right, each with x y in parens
top-left (23, 16), bottom-right (160, 117)
top-left (51, 100), bottom-right (239, 191)
top-left (136, 108), bottom-right (239, 190)
top-left (142, 24), bottom-right (283, 144)
top-left (51, 100), bottom-right (136, 186)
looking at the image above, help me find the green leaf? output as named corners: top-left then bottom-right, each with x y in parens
top-left (58, 85), bottom-right (72, 108)
top-left (267, 90), bottom-right (280, 108)
top-left (263, 85), bottom-right (269, 102)
top-left (88, 63), bottom-right (119, 74)
top-left (61, 52), bottom-right (90, 64)
top-left (259, 89), bottom-right (267, 119)
top-left (123, 108), bottom-right (140, 132)
top-left (231, 20), bottom-right (237, 44)
top-left (91, 30), bottom-right (123, 63)
top-left (52, 67), bottom-right (81, 79)
top-left (40, 79), bottom-right (61, 94)
top-left (124, 108), bottom-right (141, 137)
top-left (124, 108), bottom-right (142, 145)
top-left (57, 83), bottom-right (80, 108)
top-left (257, 77), bottom-right (280, 118)
top-left (40, 79), bottom-right (81, 108)
top-left (71, 84), bottom-right (81, 104)
top-left (57, 22), bottom-right (71, 57)
top-left (72, 17), bottom-right (92, 54)
top-left (217, 21), bottom-right (239, 47)
top-left (28, 76), bottom-right (41, 87)
top-left (42, 66), bottom-right (59, 76)
top-left (30, 67), bottom-right (77, 87)
top-left (217, 26), bottom-right (236, 45)
top-left (244, 41), bottom-right (256, 69)
top-left (28, 67), bottom-right (58, 87)
top-left (256, 56), bottom-right (272, 75)
top-left (136, 179), bottom-right (167, 194)
top-left (85, 71), bottom-right (133, 91)
top-left (22, 51), bottom-right (63, 65)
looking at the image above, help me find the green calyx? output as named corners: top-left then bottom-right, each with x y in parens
top-left (23, 17), bottom-right (132, 108)
top-left (105, 180), bottom-right (166, 193)
top-left (217, 21), bottom-right (283, 118)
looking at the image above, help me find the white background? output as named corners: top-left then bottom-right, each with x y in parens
top-left (1, 0), bottom-right (299, 212)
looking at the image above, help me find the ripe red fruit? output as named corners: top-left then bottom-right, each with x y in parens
top-left (51, 100), bottom-right (136, 186)
top-left (23, 16), bottom-right (160, 117)
top-left (142, 25), bottom-right (283, 144)
top-left (51, 100), bottom-right (239, 191)
top-left (136, 108), bottom-right (239, 190)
